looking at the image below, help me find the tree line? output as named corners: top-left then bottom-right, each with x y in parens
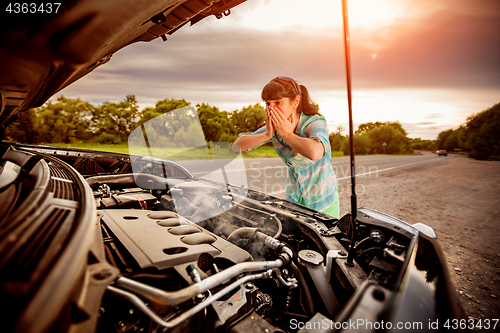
top-left (436, 102), bottom-right (500, 160)
top-left (4, 95), bottom-right (265, 145)
top-left (328, 121), bottom-right (422, 155)
top-left (6, 95), bottom-right (433, 155)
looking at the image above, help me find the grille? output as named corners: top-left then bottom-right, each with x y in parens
top-left (48, 163), bottom-right (70, 179)
top-left (0, 208), bottom-right (73, 296)
top-left (48, 163), bottom-right (76, 200)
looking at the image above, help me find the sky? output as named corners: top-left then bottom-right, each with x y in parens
top-left (59, 0), bottom-right (500, 140)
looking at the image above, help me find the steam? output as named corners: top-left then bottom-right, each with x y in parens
top-left (128, 106), bottom-right (249, 223)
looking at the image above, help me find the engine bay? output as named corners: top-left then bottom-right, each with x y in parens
top-left (1, 144), bottom-right (460, 333)
top-left (88, 170), bottom-right (414, 333)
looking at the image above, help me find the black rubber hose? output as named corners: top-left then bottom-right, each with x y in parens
top-left (289, 262), bottom-right (315, 316)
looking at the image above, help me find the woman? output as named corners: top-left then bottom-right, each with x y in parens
top-left (233, 76), bottom-right (339, 218)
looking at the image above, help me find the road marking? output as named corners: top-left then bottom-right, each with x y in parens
top-left (191, 165), bottom-right (287, 175)
top-left (337, 159), bottom-right (434, 181)
top-left (191, 158), bottom-right (434, 177)
top-left (269, 158), bottom-right (436, 196)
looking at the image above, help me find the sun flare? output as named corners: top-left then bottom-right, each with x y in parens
top-left (232, 0), bottom-right (414, 34)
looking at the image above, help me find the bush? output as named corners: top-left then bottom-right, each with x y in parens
top-left (95, 132), bottom-right (121, 144)
top-left (463, 103), bottom-right (500, 160)
top-left (218, 133), bottom-right (237, 143)
top-left (341, 134), bottom-right (371, 155)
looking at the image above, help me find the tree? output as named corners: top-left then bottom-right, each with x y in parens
top-left (329, 126), bottom-right (346, 151)
top-left (355, 121), bottom-right (385, 134)
top-left (386, 121), bottom-right (408, 136)
top-left (92, 95), bottom-right (140, 143)
top-left (437, 129), bottom-right (453, 150)
top-left (230, 104), bottom-right (266, 134)
top-left (35, 96), bottom-right (95, 143)
top-left (368, 125), bottom-right (410, 154)
top-left (410, 138), bottom-right (437, 151)
top-left (436, 127), bottom-right (464, 151)
top-left (218, 133), bottom-right (237, 143)
top-left (462, 103), bottom-right (500, 160)
top-left (135, 100), bottom-right (206, 149)
top-left (156, 98), bottom-right (190, 114)
top-left (353, 121), bottom-right (410, 154)
top-left (341, 133), bottom-right (371, 155)
top-left (443, 128), bottom-right (464, 151)
top-left (136, 98), bottom-right (193, 144)
top-left (137, 98), bottom-right (191, 128)
top-left (197, 103), bottom-right (230, 142)
top-left (3, 108), bottom-right (40, 143)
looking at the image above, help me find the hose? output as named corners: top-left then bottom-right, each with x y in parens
top-left (115, 259), bottom-right (283, 307)
top-left (226, 227), bottom-right (258, 242)
top-left (271, 214), bottom-right (282, 239)
top-left (236, 204), bottom-right (282, 239)
top-left (226, 215), bottom-right (282, 241)
top-left (107, 270), bottom-right (273, 330)
top-left (289, 262), bottom-right (315, 316)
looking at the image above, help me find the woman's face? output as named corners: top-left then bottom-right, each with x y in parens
top-left (265, 96), bottom-right (300, 120)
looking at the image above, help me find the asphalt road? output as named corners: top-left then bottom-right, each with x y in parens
top-left (177, 152), bottom-right (454, 199)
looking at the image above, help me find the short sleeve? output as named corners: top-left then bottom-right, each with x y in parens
top-left (303, 117), bottom-right (331, 157)
top-left (237, 126), bottom-right (271, 152)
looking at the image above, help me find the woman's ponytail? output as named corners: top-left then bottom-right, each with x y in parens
top-left (298, 85), bottom-right (322, 117)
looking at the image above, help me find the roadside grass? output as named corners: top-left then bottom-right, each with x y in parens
top-left (241, 146), bottom-right (279, 158)
top-left (44, 142), bottom-right (277, 160)
top-left (44, 143), bottom-right (131, 154)
top-left (331, 150), bottom-right (344, 157)
top-left (44, 143), bottom-right (343, 160)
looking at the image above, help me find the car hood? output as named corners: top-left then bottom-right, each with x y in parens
top-left (0, 0), bottom-right (246, 132)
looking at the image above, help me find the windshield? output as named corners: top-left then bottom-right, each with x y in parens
top-left (128, 106), bottom-right (248, 222)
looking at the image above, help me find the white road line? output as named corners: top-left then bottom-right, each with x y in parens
top-left (191, 165), bottom-right (287, 175)
top-left (269, 158), bottom-right (435, 196)
top-left (192, 158), bottom-right (433, 176)
top-left (337, 159), bottom-right (433, 181)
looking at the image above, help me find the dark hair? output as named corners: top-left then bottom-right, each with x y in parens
top-left (261, 76), bottom-right (322, 116)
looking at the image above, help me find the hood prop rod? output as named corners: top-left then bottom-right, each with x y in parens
top-left (341, 0), bottom-right (358, 266)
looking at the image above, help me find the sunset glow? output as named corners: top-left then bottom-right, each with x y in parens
top-left (60, 0), bottom-right (500, 140)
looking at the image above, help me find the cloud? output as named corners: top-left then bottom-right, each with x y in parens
top-left (58, 0), bottom-right (500, 140)
top-left (424, 113), bottom-right (443, 119)
top-left (350, 1), bottom-right (500, 89)
top-left (70, 0), bottom-right (500, 98)
top-left (61, 25), bottom-right (347, 109)
top-left (414, 122), bottom-right (437, 126)
top-left (400, 122), bottom-right (442, 139)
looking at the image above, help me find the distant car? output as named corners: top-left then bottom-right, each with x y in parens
top-left (438, 150), bottom-right (448, 156)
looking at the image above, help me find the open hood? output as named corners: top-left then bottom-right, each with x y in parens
top-left (0, 0), bottom-right (246, 131)
top-left (0, 1), bottom-right (466, 332)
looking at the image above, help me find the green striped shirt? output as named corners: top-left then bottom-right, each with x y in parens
top-left (240, 113), bottom-right (338, 212)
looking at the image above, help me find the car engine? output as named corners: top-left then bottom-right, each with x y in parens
top-left (85, 166), bottom-right (413, 333)
top-left (0, 144), bottom-right (463, 333)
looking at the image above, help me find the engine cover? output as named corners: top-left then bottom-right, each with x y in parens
top-left (99, 209), bottom-right (252, 272)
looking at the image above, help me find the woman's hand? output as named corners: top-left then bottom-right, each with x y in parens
top-left (269, 107), bottom-right (296, 139)
top-left (264, 107), bottom-right (275, 139)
